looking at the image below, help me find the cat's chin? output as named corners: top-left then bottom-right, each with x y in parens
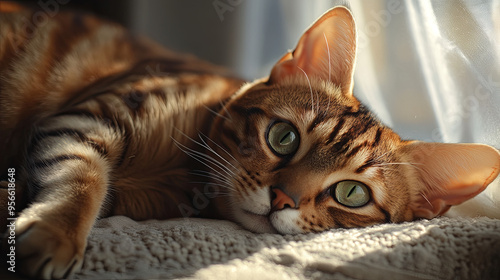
top-left (268, 210), bottom-right (303, 235)
top-left (235, 208), bottom-right (305, 235)
top-left (235, 209), bottom-right (278, 234)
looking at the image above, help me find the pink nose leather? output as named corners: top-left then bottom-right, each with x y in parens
top-left (271, 188), bottom-right (296, 210)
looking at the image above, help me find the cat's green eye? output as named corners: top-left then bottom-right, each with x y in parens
top-left (333, 180), bottom-right (370, 207)
top-left (266, 122), bottom-right (300, 156)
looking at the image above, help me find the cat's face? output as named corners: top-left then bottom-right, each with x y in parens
top-left (209, 79), bottom-right (411, 233)
top-left (207, 7), bottom-right (500, 234)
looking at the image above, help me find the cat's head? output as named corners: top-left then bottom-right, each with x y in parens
top-left (208, 7), bottom-right (500, 234)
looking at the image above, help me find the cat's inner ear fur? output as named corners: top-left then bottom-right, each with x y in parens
top-left (268, 6), bottom-right (357, 95)
top-left (402, 142), bottom-right (500, 219)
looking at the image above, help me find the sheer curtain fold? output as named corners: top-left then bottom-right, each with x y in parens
top-left (234, 0), bottom-right (499, 147)
top-left (350, 0), bottom-right (499, 145)
top-left (231, 0), bottom-right (500, 217)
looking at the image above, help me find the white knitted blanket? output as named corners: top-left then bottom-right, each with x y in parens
top-left (74, 216), bottom-right (500, 280)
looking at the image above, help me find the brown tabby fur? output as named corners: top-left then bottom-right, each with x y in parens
top-left (1, 3), bottom-right (499, 279)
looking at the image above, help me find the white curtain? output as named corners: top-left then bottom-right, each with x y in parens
top-left (230, 0), bottom-right (500, 216)
top-left (353, 0), bottom-right (500, 145)
top-left (233, 0), bottom-right (500, 145)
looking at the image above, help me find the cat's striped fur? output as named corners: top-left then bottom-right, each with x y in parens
top-left (0, 4), bottom-right (242, 278)
top-left (1, 3), bottom-right (499, 279)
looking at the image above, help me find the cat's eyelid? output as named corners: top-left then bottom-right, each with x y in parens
top-left (322, 170), bottom-right (378, 197)
top-left (329, 180), bottom-right (372, 208)
top-left (265, 119), bottom-right (300, 158)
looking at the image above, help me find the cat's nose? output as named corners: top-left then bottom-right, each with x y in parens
top-left (271, 187), bottom-right (297, 211)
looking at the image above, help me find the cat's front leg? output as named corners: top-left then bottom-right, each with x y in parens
top-left (15, 162), bottom-right (108, 279)
top-left (15, 115), bottom-right (123, 279)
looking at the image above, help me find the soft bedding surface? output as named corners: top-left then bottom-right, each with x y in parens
top-left (74, 216), bottom-right (500, 280)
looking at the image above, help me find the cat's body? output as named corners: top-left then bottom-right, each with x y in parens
top-left (1, 3), bottom-right (499, 279)
top-left (0, 6), bottom-right (242, 219)
top-left (0, 6), bottom-right (242, 277)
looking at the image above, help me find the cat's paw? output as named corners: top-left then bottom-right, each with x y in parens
top-left (16, 217), bottom-right (85, 279)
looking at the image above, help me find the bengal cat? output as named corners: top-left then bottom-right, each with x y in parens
top-left (1, 3), bottom-right (499, 279)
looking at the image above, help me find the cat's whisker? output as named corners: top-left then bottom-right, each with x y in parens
top-left (189, 170), bottom-right (234, 187)
top-left (194, 180), bottom-right (237, 195)
top-left (174, 128), bottom-right (240, 172)
top-left (193, 176), bottom-right (234, 190)
top-left (420, 193), bottom-right (433, 209)
top-left (173, 129), bottom-right (243, 198)
top-left (172, 138), bottom-right (236, 179)
top-left (172, 132), bottom-right (238, 175)
top-left (202, 104), bottom-right (231, 122)
top-left (190, 169), bottom-right (232, 182)
top-left (183, 148), bottom-right (236, 179)
top-left (198, 131), bottom-right (242, 170)
top-left (297, 66), bottom-right (315, 114)
top-left (323, 32), bottom-right (332, 82)
top-left (174, 127), bottom-right (209, 149)
top-left (203, 182), bottom-right (236, 193)
top-left (190, 169), bottom-right (228, 181)
top-left (219, 99), bottom-right (233, 121)
top-left (372, 150), bottom-right (393, 162)
top-left (199, 176), bottom-right (236, 191)
top-left (373, 162), bottom-right (425, 172)
top-left (179, 143), bottom-right (236, 177)
top-left (189, 181), bottom-right (236, 193)
top-left (197, 132), bottom-right (239, 170)
top-left (179, 150), bottom-right (226, 179)
top-left (365, 151), bottom-right (394, 167)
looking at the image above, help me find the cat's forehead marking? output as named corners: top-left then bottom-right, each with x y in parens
top-left (271, 107), bottom-right (316, 130)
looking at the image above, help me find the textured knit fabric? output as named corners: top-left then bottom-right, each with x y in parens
top-left (75, 216), bottom-right (500, 280)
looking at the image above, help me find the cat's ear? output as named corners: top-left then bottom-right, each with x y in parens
top-left (403, 142), bottom-right (500, 219)
top-left (268, 6), bottom-right (357, 95)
